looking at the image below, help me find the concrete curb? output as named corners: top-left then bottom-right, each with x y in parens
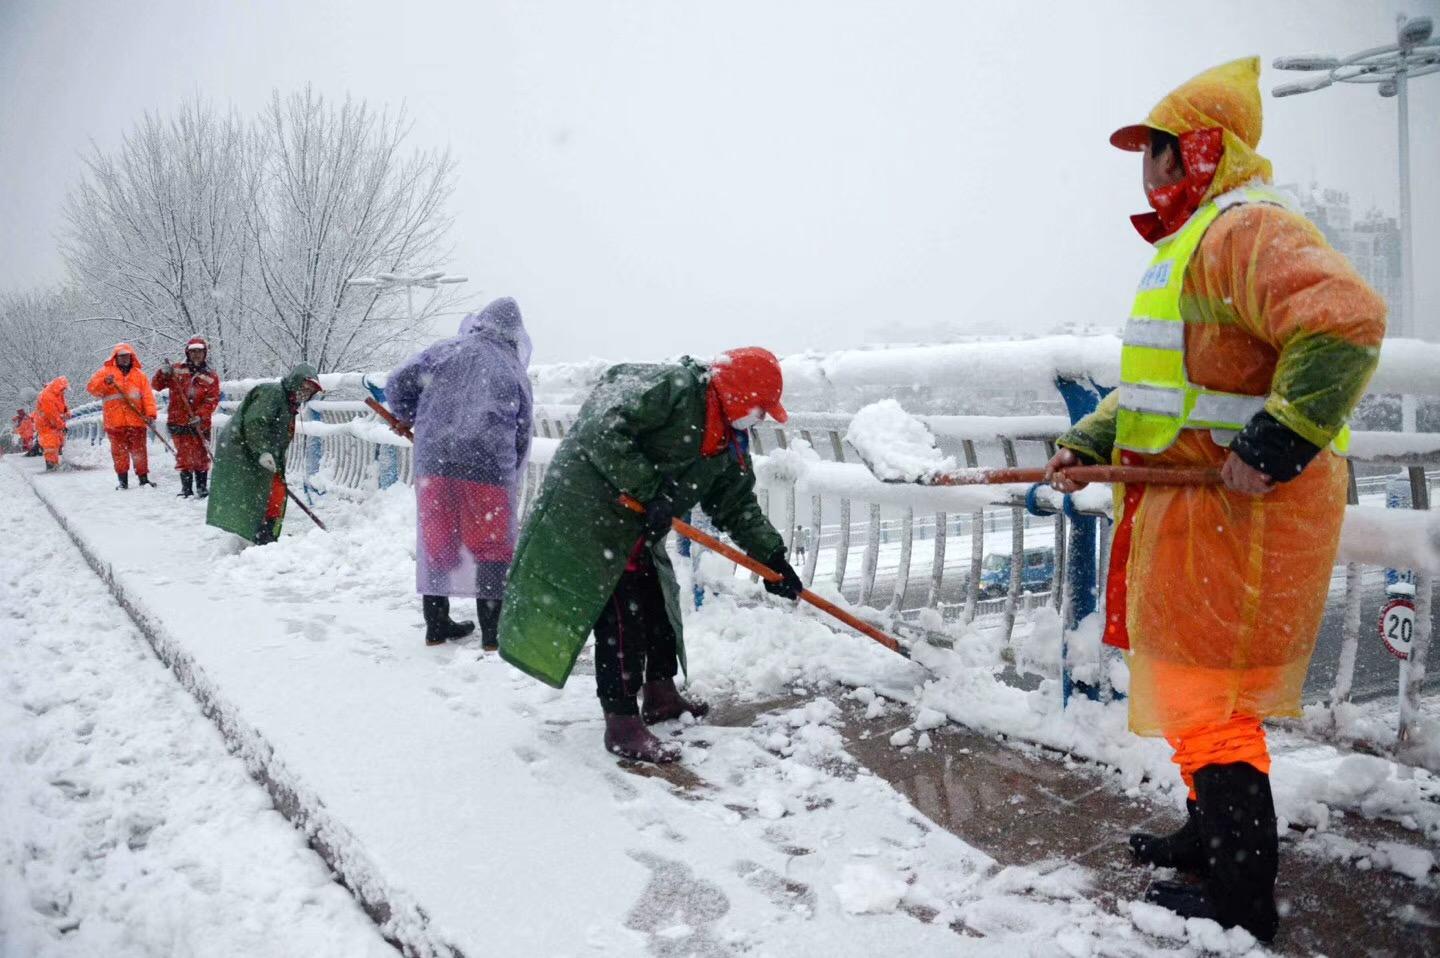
top-left (14, 463), bottom-right (466, 958)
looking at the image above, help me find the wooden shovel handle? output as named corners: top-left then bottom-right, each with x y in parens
top-left (364, 396), bottom-right (414, 441)
top-left (618, 493), bottom-right (908, 657)
top-left (928, 465), bottom-right (1222, 487)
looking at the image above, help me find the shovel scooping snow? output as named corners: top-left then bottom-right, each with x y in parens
top-left (846, 399), bottom-right (1222, 488)
top-left (845, 400), bottom-right (957, 482)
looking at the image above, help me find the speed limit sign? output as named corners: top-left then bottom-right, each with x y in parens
top-left (1379, 598), bottom-right (1416, 661)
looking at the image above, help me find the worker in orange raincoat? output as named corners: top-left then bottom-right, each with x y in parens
top-left (152, 336), bottom-right (221, 498)
top-left (11, 406), bottom-right (36, 455)
top-left (87, 343), bottom-right (160, 489)
top-left (33, 378), bottom-right (70, 470)
top-left (1047, 58), bottom-right (1385, 941)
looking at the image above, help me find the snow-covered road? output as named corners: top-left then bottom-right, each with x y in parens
top-left (0, 462), bottom-right (392, 957)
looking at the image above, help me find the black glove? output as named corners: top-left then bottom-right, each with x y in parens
top-left (643, 483), bottom-right (677, 544)
top-left (761, 549), bottom-right (804, 601)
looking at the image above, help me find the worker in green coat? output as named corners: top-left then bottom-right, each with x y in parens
top-left (499, 347), bottom-right (803, 763)
top-left (206, 363), bottom-right (323, 545)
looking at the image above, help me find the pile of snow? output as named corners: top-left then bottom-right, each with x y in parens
top-left (845, 400), bottom-right (956, 482)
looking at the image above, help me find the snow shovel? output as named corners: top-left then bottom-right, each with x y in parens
top-left (105, 376), bottom-right (177, 457)
top-left (364, 397), bottom-right (414, 442)
top-left (619, 494), bottom-right (910, 659)
top-left (845, 400), bottom-right (1221, 488)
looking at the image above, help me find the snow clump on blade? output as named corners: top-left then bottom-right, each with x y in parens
top-left (845, 399), bottom-right (955, 482)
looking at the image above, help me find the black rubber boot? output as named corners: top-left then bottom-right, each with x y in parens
top-left (138, 473), bottom-right (155, 487)
top-left (476, 599), bottom-right (502, 652)
top-left (1130, 799), bottom-right (1203, 871)
top-left (603, 712), bottom-right (680, 764)
top-left (641, 677), bottom-right (711, 725)
top-left (177, 471), bottom-right (194, 498)
top-left (1145, 878), bottom-right (1217, 920)
top-left (195, 471), bottom-right (209, 498)
top-left (1146, 763), bottom-right (1280, 943)
top-left (116, 472), bottom-right (129, 490)
top-left (422, 595), bottom-right (474, 646)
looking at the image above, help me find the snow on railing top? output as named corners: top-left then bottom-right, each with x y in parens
top-left (64, 334), bottom-right (1440, 430)
top-left (526, 335), bottom-right (1440, 409)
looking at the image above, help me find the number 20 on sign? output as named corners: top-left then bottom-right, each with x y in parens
top-left (1379, 598), bottom-right (1416, 661)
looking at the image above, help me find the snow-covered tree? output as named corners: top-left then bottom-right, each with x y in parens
top-left (244, 88), bottom-right (457, 373)
top-left (60, 90), bottom-right (459, 378)
top-left (63, 101), bottom-right (257, 376)
top-left (0, 286), bottom-right (116, 408)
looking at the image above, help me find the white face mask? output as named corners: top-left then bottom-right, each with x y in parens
top-left (730, 408), bottom-right (765, 431)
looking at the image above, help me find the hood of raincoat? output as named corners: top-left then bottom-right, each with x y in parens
top-left (281, 363), bottom-right (322, 396)
top-left (710, 347), bottom-right (787, 425)
top-left (1111, 57), bottom-right (1273, 241)
top-left (44, 377), bottom-right (68, 395)
top-left (104, 342), bottom-right (144, 372)
top-left (385, 296), bottom-right (534, 485)
top-left (460, 297), bottom-right (533, 367)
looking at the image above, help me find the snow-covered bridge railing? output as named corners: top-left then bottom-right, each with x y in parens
top-left (277, 394), bottom-right (1440, 764)
top-left (58, 339), bottom-right (1440, 765)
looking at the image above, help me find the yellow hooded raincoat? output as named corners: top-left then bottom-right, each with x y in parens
top-left (1060, 58), bottom-right (1387, 738)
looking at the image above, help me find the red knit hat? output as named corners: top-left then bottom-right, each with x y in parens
top-left (185, 336), bottom-right (208, 353)
top-left (711, 347), bottom-right (787, 424)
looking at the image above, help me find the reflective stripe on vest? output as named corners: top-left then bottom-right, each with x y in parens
top-left (1115, 185), bottom-right (1351, 456)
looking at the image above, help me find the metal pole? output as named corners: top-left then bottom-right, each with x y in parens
top-left (1397, 57), bottom-right (1419, 431)
top-left (1397, 68), bottom-right (1414, 341)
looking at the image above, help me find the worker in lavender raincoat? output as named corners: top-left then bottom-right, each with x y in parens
top-left (385, 298), bottom-right (534, 649)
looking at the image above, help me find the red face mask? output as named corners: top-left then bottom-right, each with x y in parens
top-left (1130, 128), bottom-right (1224, 243)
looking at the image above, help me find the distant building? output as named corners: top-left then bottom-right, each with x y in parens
top-left (1280, 182), bottom-right (1405, 337)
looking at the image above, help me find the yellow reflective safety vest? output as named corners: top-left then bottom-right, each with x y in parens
top-left (1115, 185), bottom-right (1351, 456)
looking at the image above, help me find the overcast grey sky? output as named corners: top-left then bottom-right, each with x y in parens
top-left (2, 0), bottom-right (1437, 364)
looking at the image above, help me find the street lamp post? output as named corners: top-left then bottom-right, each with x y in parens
top-left (346, 271), bottom-right (469, 323)
top-left (1274, 14), bottom-right (1439, 346)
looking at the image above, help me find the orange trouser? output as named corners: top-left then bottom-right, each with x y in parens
top-left (107, 426), bottom-right (149, 476)
top-left (265, 473), bottom-right (287, 521)
top-left (173, 431), bottom-right (211, 472)
top-left (1165, 714), bottom-right (1271, 800)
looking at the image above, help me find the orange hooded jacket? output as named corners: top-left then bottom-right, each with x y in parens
top-left (87, 343), bottom-right (158, 431)
top-left (34, 378), bottom-right (70, 447)
top-left (13, 410), bottom-right (35, 446)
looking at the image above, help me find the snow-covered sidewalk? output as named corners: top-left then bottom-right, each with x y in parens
top-left (4, 452), bottom-right (1251, 957)
top-left (7, 448), bottom-right (1437, 956)
top-left (0, 462), bottom-right (390, 957)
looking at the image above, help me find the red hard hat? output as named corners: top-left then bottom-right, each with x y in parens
top-left (711, 347), bottom-right (787, 424)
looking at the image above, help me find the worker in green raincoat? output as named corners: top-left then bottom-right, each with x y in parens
top-left (500, 347), bottom-right (802, 763)
top-left (206, 364), bottom-right (323, 545)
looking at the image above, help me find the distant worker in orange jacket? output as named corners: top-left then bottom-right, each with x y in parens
top-left (33, 378), bottom-right (70, 470)
top-left (153, 336), bottom-right (222, 498)
top-left (1047, 59), bottom-right (1385, 941)
top-left (87, 343), bottom-right (159, 489)
top-left (11, 406), bottom-right (36, 455)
